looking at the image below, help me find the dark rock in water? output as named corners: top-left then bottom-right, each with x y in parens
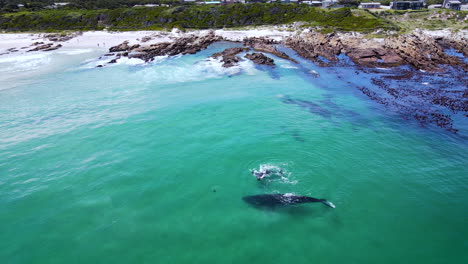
top-left (128, 31), bottom-right (221, 62)
top-left (43, 44), bottom-right (62, 51)
top-left (27, 43), bottom-right (62, 52)
top-left (211, 47), bottom-right (249, 67)
top-left (244, 37), bottom-right (297, 63)
top-left (281, 96), bottom-right (332, 118)
top-left (96, 65), bottom-right (103, 68)
top-left (245, 53), bottom-right (275, 66)
top-left (212, 47), bottom-right (249, 58)
top-left (109, 41), bottom-right (130, 52)
top-left (108, 59), bottom-right (118, 64)
top-left (31, 42), bottom-right (44, 46)
top-left (356, 65), bottom-right (467, 133)
top-left (27, 43), bottom-right (53, 52)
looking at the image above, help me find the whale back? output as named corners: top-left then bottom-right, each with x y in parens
top-left (242, 194), bottom-right (331, 208)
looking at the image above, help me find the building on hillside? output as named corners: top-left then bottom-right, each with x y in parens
top-left (302, 1), bottom-right (323, 6)
top-left (54, 2), bottom-right (69, 6)
top-left (322, 0), bottom-right (338, 7)
top-left (390, 1), bottom-right (425, 10)
top-left (359, 2), bottom-right (382, 8)
top-left (222, 0), bottom-right (245, 3)
top-left (442, 0), bottom-right (462, 10)
top-left (45, 2), bottom-right (70, 9)
top-left (312, 1), bottom-right (323, 6)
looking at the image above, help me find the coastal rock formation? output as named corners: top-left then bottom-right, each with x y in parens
top-left (27, 43), bottom-right (62, 52)
top-left (435, 33), bottom-right (468, 57)
top-left (285, 31), bottom-right (467, 71)
top-left (245, 53), bottom-right (275, 66)
top-left (109, 41), bottom-right (140, 52)
top-left (384, 30), bottom-right (465, 72)
top-left (244, 37), bottom-right (297, 63)
top-left (285, 33), bottom-right (343, 66)
top-left (211, 47), bottom-right (250, 67)
top-left (111, 31), bottom-right (222, 62)
top-left (44, 32), bottom-right (81, 42)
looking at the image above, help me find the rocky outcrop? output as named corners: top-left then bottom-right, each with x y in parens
top-left (435, 34), bottom-right (468, 57)
top-left (121, 31), bottom-right (222, 62)
top-left (211, 47), bottom-right (250, 67)
top-left (384, 31), bottom-right (465, 72)
top-left (244, 37), bottom-right (297, 63)
top-left (27, 43), bottom-right (62, 52)
top-left (244, 53), bottom-right (275, 66)
top-left (44, 32), bottom-right (82, 42)
top-left (285, 31), bottom-right (467, 71)
top-left (285, 33), bottom-right (343, 66)
top-left (109, 41), bottom-right (140, 53)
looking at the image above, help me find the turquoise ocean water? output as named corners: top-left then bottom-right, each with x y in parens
top-left (0, 42), bottom-right (467, 263)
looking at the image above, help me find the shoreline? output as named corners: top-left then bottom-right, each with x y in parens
top-left (0, 27), bottom-right (296, 52)
top-left (0, 27), bottom-right (466, 133)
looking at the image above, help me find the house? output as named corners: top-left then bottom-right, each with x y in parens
top-left (359, 2), bottom-right (381, 8)
top-left (311, 1), bottom-right (323, 6)
top-left (302, 1), bottom-right (323, 6)
top-left (54, 2), bottom-right (69, 7)
top-left (45, 2), bottom-right (70, 9)
top-left (390, 1), bottom-right (425, 10)
top-left (442, 0), bottom-right (462, 10)
top-left (222, 0), bottom-right (245, 3)
top-left (322, 0), bottom-right (337, 7)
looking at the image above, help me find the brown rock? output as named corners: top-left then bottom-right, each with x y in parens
top-left (244, 53), bottom-right (275, 66)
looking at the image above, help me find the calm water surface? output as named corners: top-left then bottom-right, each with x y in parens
top-left (0, 42), bottom-right (467, 263)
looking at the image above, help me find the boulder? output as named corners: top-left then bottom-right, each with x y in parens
top-left (244, 53), bottom-right (275, 66)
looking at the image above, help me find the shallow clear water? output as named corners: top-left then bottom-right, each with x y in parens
top-left (1, 43), bottom-right (467, 263)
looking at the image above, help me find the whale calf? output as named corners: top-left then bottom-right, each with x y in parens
top-left (250, 167), bottom-right (283, 181)
top-left (243, 194), bottom-right (335, 209)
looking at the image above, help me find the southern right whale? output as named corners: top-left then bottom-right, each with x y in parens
top-left (243, 193), bottom-right (335, 209)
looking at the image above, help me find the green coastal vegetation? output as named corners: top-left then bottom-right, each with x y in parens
top-left (0, 4), bottom-right (396, 32)
top-left (0, 1), bottom-right (466, 32)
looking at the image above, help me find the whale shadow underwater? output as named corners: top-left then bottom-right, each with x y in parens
top-left (243, 194), bottom-right (335, 210)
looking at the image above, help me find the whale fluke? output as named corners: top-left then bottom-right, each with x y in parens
top-left (242, 194), bottom-right (335, 209)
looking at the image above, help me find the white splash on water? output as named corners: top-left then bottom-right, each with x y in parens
top-left (250, 163), bottom-right (297, 184)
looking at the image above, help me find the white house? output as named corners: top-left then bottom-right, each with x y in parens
top-left (359, 2), bottom-right (381, 8)
top-left (443, 0), bottom-right (462, 10)
top-left (322, 0), bottom-right (337, 8)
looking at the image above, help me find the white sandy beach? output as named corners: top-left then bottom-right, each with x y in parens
top-left (0, 27), bottom-right (295, 53)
